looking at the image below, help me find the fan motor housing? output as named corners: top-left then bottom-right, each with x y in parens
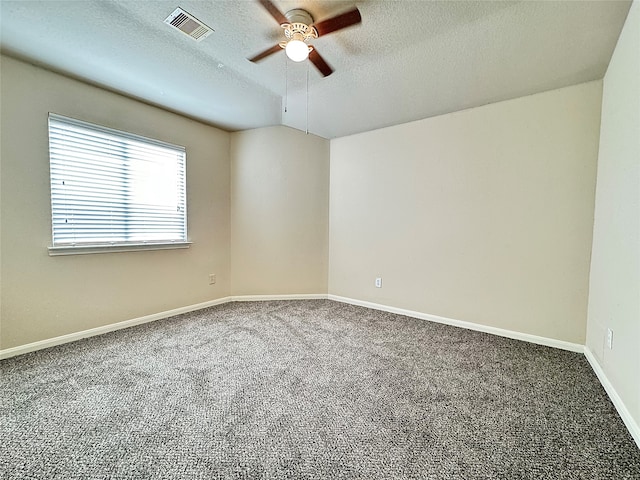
top-left (280, 8), bottom-right (318, 45)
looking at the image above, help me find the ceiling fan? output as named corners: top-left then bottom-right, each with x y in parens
top-left (248, 0), bottom-right (362, 77)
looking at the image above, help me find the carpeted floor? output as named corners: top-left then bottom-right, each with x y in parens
top-left (1, 300), bottom-right (639, 479)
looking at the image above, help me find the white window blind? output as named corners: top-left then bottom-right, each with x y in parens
top-left (48, 114), bottom-right (187, 251)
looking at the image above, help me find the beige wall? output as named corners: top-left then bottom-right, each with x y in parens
top-left (587, 0), bottom-right (640, 434)
top-left (0, 53), bottom-right (614, 357)
top-left (230, 126), bottom-right (329, 295)
top-left (0, 56), bottom-right (231, 349)
top-left (329, 81), bottom-right (602, 344)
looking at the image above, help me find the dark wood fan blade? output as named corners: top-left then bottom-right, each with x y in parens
top-left (257, 0), bottom-right (288, 25)
top-left (312, 7), bottom-right (361, 36)
top-left (309, 49), bottom-right (334, 77)
top-left (248, 44), bottom-right (282, 62)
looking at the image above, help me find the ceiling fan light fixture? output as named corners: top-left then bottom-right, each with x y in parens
top-left (249, 2), bottom-right (362, 77)
top-left (285, 38), bottom-right (310, 62)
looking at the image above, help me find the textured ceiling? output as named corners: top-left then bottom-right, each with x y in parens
top-left (0, 0), bottom-right (632, 139)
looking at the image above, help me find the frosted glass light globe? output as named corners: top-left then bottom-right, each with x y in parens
top-left (285, 39), bottom-right (309, 62)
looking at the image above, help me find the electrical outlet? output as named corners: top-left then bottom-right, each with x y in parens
top-left (209, 273), bottom-right (216, 285)
top-left (606, 328), bottom-right (613, 349)
top-left (375, 277), bottom-right (382, 288)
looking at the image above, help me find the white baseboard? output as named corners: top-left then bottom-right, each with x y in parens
top-left (0, 297), bottom-right (232, 360)
top-left (328, 295), bottom-right (585, 353)
top-left (2, 293), bottom-right (583, 360)
top-left (231, 294), bottom-right (328, 302)
top-left (584, 347), bottom-right (640, 448)
top-left (0, 294), bottom-right (328, 359)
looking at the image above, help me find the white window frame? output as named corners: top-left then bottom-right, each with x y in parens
top-left (47, 113), bottom-right (191, 256)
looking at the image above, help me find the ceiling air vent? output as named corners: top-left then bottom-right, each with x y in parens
top-left (164, 7), bottom-right (213, 42)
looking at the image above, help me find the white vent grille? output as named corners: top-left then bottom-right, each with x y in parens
top-left (164, 7), bottom-right (213, 42)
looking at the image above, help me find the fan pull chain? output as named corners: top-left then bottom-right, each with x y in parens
top-left (284, 56), bottom-right (288, 113)
top-left (306, 61), bottom-right (309, 135)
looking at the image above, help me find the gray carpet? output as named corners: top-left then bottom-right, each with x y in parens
top-left (1, 300), bottom-right (639, 479)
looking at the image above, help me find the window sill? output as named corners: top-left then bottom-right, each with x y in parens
top-left (48, 242), bottom-right (192, 256)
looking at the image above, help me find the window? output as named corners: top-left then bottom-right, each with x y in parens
top-left (48, 113), bottom-right (189, 255)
